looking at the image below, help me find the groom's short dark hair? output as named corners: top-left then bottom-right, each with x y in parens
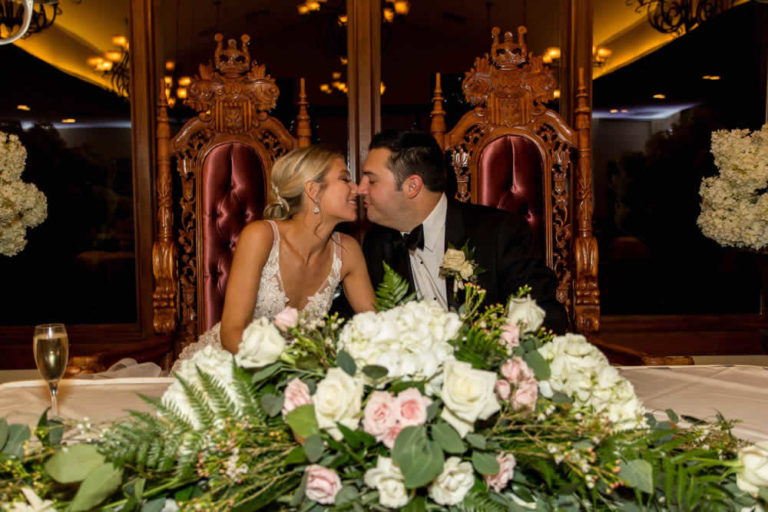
top-left (369, 130), bottom-right (446, 192)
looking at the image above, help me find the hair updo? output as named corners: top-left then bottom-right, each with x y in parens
top-left (263, 146), bottom-right (344, 220)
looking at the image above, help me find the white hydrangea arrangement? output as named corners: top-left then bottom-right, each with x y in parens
top-left (0, 131), bottom-right (47, 257)
top-left (698, 124), bottom-right (768, 250)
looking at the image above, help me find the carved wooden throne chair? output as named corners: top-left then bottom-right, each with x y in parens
top-left (152, 34), bottom-right (312, 352)
top-left (429, 26), bottom-right (600, 334)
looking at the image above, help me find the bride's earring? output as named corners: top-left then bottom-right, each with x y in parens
top-left (313, 198), bottom-right (320, 214)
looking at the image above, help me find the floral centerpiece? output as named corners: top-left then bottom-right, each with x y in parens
top-left (698, 123), bottom-right (768, 250)
top-left (1, 266), bottom-right (768, 510)
top-left (0, 131), bottom-right (47, 257)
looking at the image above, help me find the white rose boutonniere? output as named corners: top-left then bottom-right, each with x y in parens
top-left (439, 241), bottom-right (484, 293)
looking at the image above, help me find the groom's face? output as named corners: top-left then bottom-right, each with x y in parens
top-left (359, 148), bottom-right (409, 230)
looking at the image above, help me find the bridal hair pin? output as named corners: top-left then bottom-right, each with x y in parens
top-left (271, 182), bottom-right (290, 212)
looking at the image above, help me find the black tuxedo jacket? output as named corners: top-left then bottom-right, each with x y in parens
top-left (362, 199), bottom-right (568, 334)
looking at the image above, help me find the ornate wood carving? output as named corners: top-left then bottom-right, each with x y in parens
top-left (152, 34), bottom-right (311, 352)
top-left (573, 68), bottom-right (600, 333)
top-left (430, 26), bottom-right (599, 332)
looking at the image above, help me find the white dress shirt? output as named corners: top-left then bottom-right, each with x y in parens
top-left (403, 194), bottom-right (448, 309)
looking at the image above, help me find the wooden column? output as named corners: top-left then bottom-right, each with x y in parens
top-left (347, 0), bottom-right (381, 177)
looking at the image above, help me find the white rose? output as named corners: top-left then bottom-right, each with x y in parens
top-left (737, 441), bottom-right (768, 497)
top-left (459, 261), bottom-right (474, 280)
top-left (314, 368), bottom-right (364, 440)
top-left (507, 296), bottom-right (546, 333)
top-left (442, 248), bottom-right (466, 271)
top-left (428, 456), bottom-right (474, 506)
top-left (364, 457), bottom-right (409, 509)
top-left (440, 360), bottom-right (500, 437)
top-left (236, 318), bottom-right (286, 368)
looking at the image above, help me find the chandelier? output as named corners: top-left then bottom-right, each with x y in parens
top-left (627, 0), bottom-right (734, 34)
top-left (0, 0), bottom-right (60, 45)
top-left (87, 35), bottom-right (130, 98)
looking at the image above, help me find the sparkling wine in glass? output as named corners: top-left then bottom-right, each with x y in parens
top-left (33, 323), bottom-right (69, 416)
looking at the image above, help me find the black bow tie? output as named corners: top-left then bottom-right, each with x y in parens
top-left (401, 224), bottom-right (425, 251)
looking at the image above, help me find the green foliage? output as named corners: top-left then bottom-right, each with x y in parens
top-left (375, 262), bottom-right (416, 311)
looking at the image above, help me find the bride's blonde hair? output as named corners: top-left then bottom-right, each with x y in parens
top-left (264, 146), bottom-right (344, 220)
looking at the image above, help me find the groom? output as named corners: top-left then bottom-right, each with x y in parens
top-left (358, 130), bottom-right (568, 334)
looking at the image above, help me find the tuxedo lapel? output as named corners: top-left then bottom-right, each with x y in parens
top-left (444, 200), bottom-right (469, 310)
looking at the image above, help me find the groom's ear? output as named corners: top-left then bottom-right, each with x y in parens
top-left (403, 175), bottom-right (423, 199)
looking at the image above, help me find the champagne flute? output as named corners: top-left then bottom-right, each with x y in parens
top-left (33, 323), bottom-right (69, 417)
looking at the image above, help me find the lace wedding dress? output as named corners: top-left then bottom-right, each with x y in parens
top-left (172, 220), bottom-right (342, 371)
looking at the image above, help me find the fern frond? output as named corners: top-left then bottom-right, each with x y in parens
top-left (175, 372), bottom-right (216, 430)
top-left (196, 366), bottom-right (240, 420)
top-left (232, 361), bottom-right (266, 424)
top-left (375, 261), bottom-right (416, 311)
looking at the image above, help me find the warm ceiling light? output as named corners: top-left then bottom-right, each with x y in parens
top-left (383, 7), bottom-right (394, 22)
top-left (16, 105), bottom-right (30, 111)
top-left (337, 14), bottom-right (347, 25)
top-left (165, 60), bottom-right (175, 72)
top-left (105, 51), bottom-right (122, 62)
top-left (702, 75), bottom-right (721, 80)
top-left (178, 76), bottom-right (191, 87)
top-left (111, 35), bottom-right (129, 50)
top-left (176, 87), bottom-right (188, 99)
top-left (546, 47), bottom-right (561, 60)
top-left (393, 0), bottom-right (409, 15)
top-left (380, 82), bottom-right (386, 95)
top-left (61, 118), bottom-right (76, 123)
top-left (610, 109), bottom-right (618, 114)
top-left (553, 89), bottom-right (560, 98)
top-left (653, 93), bottom-right (666, 99)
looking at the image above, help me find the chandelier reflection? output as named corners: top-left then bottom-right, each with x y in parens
top-left (628, 0), bottom-right (734, 34)
top-left (0, 0), bottom-right (60, 42)
top-left (87, 35), bottom-right (130, 98)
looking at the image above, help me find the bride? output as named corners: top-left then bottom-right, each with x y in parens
top-left (174, 145), bottom-right (375, 367)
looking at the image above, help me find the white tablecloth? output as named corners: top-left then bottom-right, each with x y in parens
top-left (0, 365), bottom-right (766, 441)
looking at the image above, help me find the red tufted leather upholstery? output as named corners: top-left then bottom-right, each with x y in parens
top-left (201, 142), bottom-right (267, 330)
top-left (476, 135), bottom-right (544, 246)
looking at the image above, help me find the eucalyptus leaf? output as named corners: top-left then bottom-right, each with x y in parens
top-left (260, 393), bottom-right (284, 418)
top-left (0, 424), bottom-right (29, 459)
top-left (336, 350), bottom-right (357, 376)
top-left (619, 459), bottom-right (654, 494)
top-left (69, 462), bottom-right (123, 511)
top-left (465, 433), bottom-right (486, 450)
top-left (285, 404), bottom-right (320, 439)
top-left (472, 451), bottom-right (500, 475)
top-left (361, 365), bottom-right (388, 380)
top-left (304, 434), bottom-right (325, 463)
top-left (392, 426), bottom-right (445, 489)
top-left (523, 350), bottom-right (551, 380)
top-left (45, 444), bottom-right (106, 484)
top-left (431, 423), bottom-right (465, 454)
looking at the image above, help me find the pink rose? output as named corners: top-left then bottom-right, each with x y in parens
top-left (396, 388), bottom-right (431, 427)
top-left (304, 465), bottom-right (342, 504)
top-left (484, 453), bottom-right (516, 492)
top-left (511, 378), bottom-right (538, 411)
top-left (499, 322), bottom-right (520, 348)
top-left (495, 379), bottom-right (511, 401)
top-left (282, 378), bottom-right (312, 419)
top-left (382, 423), bottom-right (403, 449)
top-left (273, 306), bottom-right (299, 331)
top-left (363, 391), bottom-right (398, 441)
top-left (500, 357), bottom-right (534, 385)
